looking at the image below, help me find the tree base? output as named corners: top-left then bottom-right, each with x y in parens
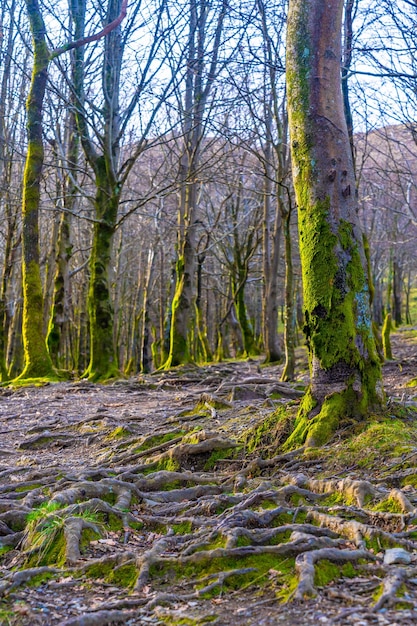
top-left (284, 387), bottom-right (373, 449)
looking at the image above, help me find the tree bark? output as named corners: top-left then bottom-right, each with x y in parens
top-left (285, 0), bottom-right (384, 447)
top-left (19, 0), bottom-right (56, 379)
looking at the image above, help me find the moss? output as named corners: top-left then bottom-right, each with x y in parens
top-left (0, 546), bottom-right (12, 560)
top-left (260, 499), bottom-right (281, 510)
top-left (151, 458), bottom-right (181, 473)
top-left (134, 431), bottom-right (185, 453)
top-left (332, 418), bottom-right (417, 469)
top-left (284, 389), bottom-right (342, 448)
top-left (382, 313), bottom-right (393, 360)
top-left (235, 536), bottom-right (251, 547)
top-left (195, 535), bottom-right (225, 552)
top-left (79, 527), bottom-right (101, 552)
top-left (16, 483), bottom-right (43, 492)
top-left (105, 426), bottom-right (131, 441)
top-left (371, 497), bottom-right (403, 514)
top-left (98, 512), bottom-right (123, 531)
top-left (172, 521), bottom-right (193, 535)
top-left (268, 530), bottom-right (292, 545)
top-left (84, 560), bottom-right (115, 581)
top-left (401, 474), bottom-right (417, 488)
top-left (204, 447), bottom-right (238, 470)
top-left (314, 559), bottom-right (343, 587)
top-left (151, 551), bottom-right (296, 599)
top-left (244, 406), bottom-right (296, 455)
top-left (108, 563), bottom-right (137, 588)
top-left (27, 570), bottom-right (56, 587)
top-left (313, 560), bottom-right (356, 589)
top-left (288, 492), bottom-right (308, 506)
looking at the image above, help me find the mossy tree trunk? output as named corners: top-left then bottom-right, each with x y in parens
top-left (382, 313), bottom-right (393, 360)
top-left (195, 247), bottom-right (212, 363)
top-left (84, 160), bottom-right (120, 380)
top-left (19, 0), bottom-right (56, 380)
top-left (256, 0), bottom-right (286, 364)
top-left (262, 137), bottom-right (283, 363)
top-left (232, 267), bottom-right (258, 357)
top-left (47, 113), bottom-right (77, 370)
top-left (140, 248), bottom-right (155, 373)
top-left (281, 202), bottom-right (296, 382)
top-left (0, 0), bottom-right (19, 381)
top-left (285, 0), bottom-right (384, 447)
top-left (71, 0), bottom-right (122, 380)
top-left (392, 256), bottom-right (402, 326)
top-left (17, 0), bottom-right (128, 382)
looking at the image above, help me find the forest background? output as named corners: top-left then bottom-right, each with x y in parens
top-left (0, 0), bottom-right (416, 384)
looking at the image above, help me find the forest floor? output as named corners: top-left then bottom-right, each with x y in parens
top-left (2, 332), bottom-right (417, 625)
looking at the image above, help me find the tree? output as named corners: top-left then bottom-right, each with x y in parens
top-left (71, 0), bottom-right (175, 380)
top-left (0, 0), bottom-right (24, 380)
top-left (164, 0), bottom-right (229, 367)
top-left (285, 0), bottom-right (384, 447)
top-left (15, 0), bottom-right (128, 381)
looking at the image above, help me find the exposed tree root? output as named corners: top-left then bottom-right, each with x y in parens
top-left (294, 548), bottom-right (374, 599)
top-left (61, 610), bottom-right (131, 626)
top-left (3, 373), bottom-right (417, 624)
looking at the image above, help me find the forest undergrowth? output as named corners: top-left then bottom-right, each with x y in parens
top-left (2, 332), bottom-right (417, 625)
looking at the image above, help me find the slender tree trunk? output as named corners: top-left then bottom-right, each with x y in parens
top-left (47, 112), bottom-right (76, 369)
top-left (195, 251), bottom-right (212, 362)
top-left (0, 0), bottom-right (18, 381)
top-left (285, 0), bottom-right (384, 447)
top-left (281, 206), bottom-right (296, 381)
top-left (71, 0), bottom-right (123, 380)
top-left (84, 161), bottom-right (119, 379)
top-left (19, 0), bottom-right (56, 379)
top-left (141, 248), bottom-right (155, 373)
top-left (165, 0), bottom-right (227, 368)
top-left (262, 152), bottom-right (282, 363)
top-left (392, 256), bottom-right (402, 326)
top-left (232, 268), bottom-right (257, 356)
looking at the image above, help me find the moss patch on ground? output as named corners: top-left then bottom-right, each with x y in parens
top-left (244, 405), bottom-right (297, 456)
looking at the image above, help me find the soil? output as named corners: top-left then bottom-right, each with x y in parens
top-left (1, 331), bottom-right (417, 625)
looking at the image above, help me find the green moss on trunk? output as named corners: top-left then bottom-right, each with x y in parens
top-left (285, 0), bottom-right (384, 446)
top-left (83, 158), bottom-right (119, 382)
top-left (17, 0), bottom-right (56, 381)
top-left (382, 313), bottom-right (393, 360)
top-left (164, 254), bottom-right (194, 368)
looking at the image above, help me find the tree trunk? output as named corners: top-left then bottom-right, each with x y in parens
top-left (71, 0), bottom-right (122, 380)
top-left (47, 111), bottom-right (77, 370)
top-left (19, 0), bottom-right (56, 380)
top-left (392, 256), bottom-right (402, 326)
top-left (281, 206), bottom-right (296, 382)
top-left (285, 0), bottom-right (384, 447)
top-left (141, 248), bottom-right (155, 373)
top-left (83, 160), bottom-right (119, 380)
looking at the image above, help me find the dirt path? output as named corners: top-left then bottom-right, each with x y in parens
top-left (1, 334), bottom-right (417, 625)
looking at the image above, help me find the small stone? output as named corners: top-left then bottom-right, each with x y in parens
top-left (383, 548), bottom-right (412, 565)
